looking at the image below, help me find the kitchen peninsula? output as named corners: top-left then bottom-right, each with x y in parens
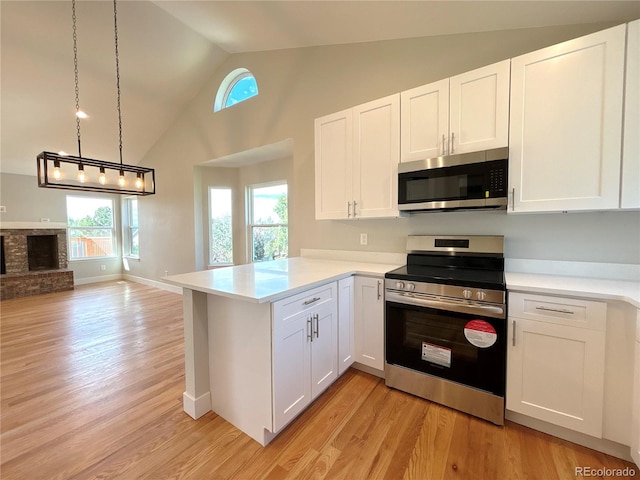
top-left (163, 257), bottom-right (400, 446)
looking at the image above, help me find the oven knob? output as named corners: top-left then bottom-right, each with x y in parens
top-left (406, 283), bottom-right (416, 291)
top-left (395, 281), bottom-right (405, 290)
top-left (476, 290), bottom-right (487, 301)
top-left (462, 289), bottom-right (473, 299)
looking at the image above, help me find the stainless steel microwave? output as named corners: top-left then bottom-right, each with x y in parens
top-left (398, 147), bottom-right (508, 212)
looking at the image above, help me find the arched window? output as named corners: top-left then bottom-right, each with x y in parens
top-left (214, 68), bottom-right (259, 112)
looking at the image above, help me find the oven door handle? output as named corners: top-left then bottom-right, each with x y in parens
top-left (386, 291), bottom-right (505, 319)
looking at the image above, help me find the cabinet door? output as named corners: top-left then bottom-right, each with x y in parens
top-left (507, 317), bottom-right (606, 437)
top-left (338, 276), bottom-right (355, 375)
top-left (314, 109), bottom-right (353, 220)
top-left (272, 309), bottom-right (311, 432)
top-left (352, 94), bottom-right (401, 218)
top-left (622, 20), bottom-right (640, 209)
top-left (354, 276), bottom-right (384, 370)
top-left (631, 312), bottom-right (640, 467)
top-left (449, 60), bottom-right (510, 155)
top-left (400, 79), bottom-right (449, 162)
top-left (509, 25), bottom-right (626, 213)
top-left (310, 301), bottom-right (338, 398)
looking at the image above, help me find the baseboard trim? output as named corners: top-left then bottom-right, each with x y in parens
top-left (506, 410), bottom-right (633, 462)
top-left (351, 362), bottom-right (385, 379)
top-left (183, 391), bottom-right (211, 419)
top-left (123, 274), bottom-right (183, 294)
top-left (74, 274), bottom-right (123, 285)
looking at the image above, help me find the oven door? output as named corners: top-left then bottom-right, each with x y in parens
top-left (385, 297), bottom-right (506, 396)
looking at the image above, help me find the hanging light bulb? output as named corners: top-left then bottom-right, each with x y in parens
top-left (135, 173), bottom-right (144, 189)
top-left (53, 160), bottom-right (62, 180)
top-left (77, 163), bottom-right (86, 183)
top-left (99, 167), bottom-right (107, 185)
top-left (118, 169), bottom-right (126, 187)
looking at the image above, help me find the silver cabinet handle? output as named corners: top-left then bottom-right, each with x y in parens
top-left (303, 297), bottom-right (321, 306)
top-left (347, 201), bottom-right (352, 218)
top-left (307, 317), bottom-right (313, 342)
top-left (536, 306), bottom-right (575, 315)
top-left (353, 200), bottom-right (357, 217)
top-left (313, 313), bottom-right (319, 339)
top-left (450, 132), bottom-right (455, 153)
top-left (377, 280), bottom-right (382, 300)
top-left (512, 320), bottom-right (516, 347)
top-left (442, 134), bottom-right (446, 155)
top-left (511, 188), bottom-right (515, 211)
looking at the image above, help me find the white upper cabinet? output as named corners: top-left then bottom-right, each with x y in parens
top-left (352, 94), bottom-right (401, 218)
top-left (449, 60), bottom-right (511, 155)
top-left (400, 79), bottom-right (449, 161)
top-left (314, 109), bottom-right (353, 220)
top-left (315, 94), bottom-right (401, 220)
top-left (509, 25), bottom-right (626, 213)
top-left (400, 60), bottom-right (510, 162)
top-left (622, 19), bottom-right (640, 209)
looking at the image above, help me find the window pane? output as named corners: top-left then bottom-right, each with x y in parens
top-left (251, 184), bottom-right (287, 225)
top-left (225, 75), bottom-right (258, 107)
top-left (130, 198), bottom-right (138, 228)
top-left (130, 227), bottom-right (139, 256)
top-left (67, 197), bottom-right (115, 259)
top-left (210, 188), bottom-right (233, 264)
top-left (252, 226), bottom-right (288, 263)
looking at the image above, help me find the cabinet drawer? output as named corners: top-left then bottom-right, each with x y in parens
top-left (272, 282), bottom-right (337, 327)
top-left (508, 292), bottom-right (606, 331)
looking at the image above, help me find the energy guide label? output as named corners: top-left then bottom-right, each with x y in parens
top-left (421, 342), bottom-right (451, 368)
top-left (463, 320), bottom-right (497, 348)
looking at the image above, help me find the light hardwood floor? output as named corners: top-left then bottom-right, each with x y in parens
top-left (1, 281), bottom-right (636, 479)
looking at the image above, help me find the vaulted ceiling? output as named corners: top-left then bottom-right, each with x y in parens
top-left (1, 1), bottom-right (639, 176)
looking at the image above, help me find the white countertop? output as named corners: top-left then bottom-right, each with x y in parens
top-left (506, 272), bottom-right (640, 308)
top-left (163, 257), bottom-right (401, 304)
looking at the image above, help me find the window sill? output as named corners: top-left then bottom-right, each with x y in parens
top-left (207, 264), bottom-right (234, 270)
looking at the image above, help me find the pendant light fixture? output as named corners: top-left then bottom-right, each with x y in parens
top-left (36, 0), bottom-right (155, 195)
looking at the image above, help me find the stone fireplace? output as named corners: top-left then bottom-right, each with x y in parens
top-left (0, 228), bottom-right (74, 299)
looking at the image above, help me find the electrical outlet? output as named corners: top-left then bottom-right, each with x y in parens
top-left (164, 270), bottom-right (169, 277)
top-left (100, 265), bottom-right (106, 271)
top-left (40, 217), bottom-right (50, 222)
top-left (360, 233), bottom-right (368, 245)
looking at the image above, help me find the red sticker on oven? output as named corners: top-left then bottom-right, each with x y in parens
top-left (464, 320), bottom-right (497, 348)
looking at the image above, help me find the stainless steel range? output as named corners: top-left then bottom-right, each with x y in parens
top-left (384, 235), bottom-right (506, 425)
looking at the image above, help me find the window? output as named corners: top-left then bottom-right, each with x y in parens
top-left (122, 197), bottom-right (139, 258)
top-left (214, 68), bottom-right (259, 112)
top-left (247, 182), bottom-right (288, 263)
top-left (66, 196), bottom-right (116, 260)
top-left (209, 187), bottom-right (233, 265)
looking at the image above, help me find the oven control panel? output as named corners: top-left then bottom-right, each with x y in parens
top-left (386, 279), bottom-right (504, 305)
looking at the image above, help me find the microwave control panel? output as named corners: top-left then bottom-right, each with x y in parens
top-left (488, 164), bottom-right (507, 197)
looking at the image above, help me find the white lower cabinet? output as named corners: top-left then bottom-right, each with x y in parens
top-left (272, 282), bottom-right (338, 432)
top-left (354, 276), bottom-right (385, 371)
top-left (338, 276), bottom-right (355, 375)
top-left (506, 292), bottom-right (607, 437)
top-left (631, 310), bottom-right (640, 467)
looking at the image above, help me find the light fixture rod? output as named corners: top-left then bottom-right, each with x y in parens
top-left (72, 0), bottom-right (82, 158)
top-left (113, 0), bottom-right (123, 166)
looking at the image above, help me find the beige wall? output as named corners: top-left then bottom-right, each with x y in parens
top-left (3, 22), bottom-right (639, 283)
